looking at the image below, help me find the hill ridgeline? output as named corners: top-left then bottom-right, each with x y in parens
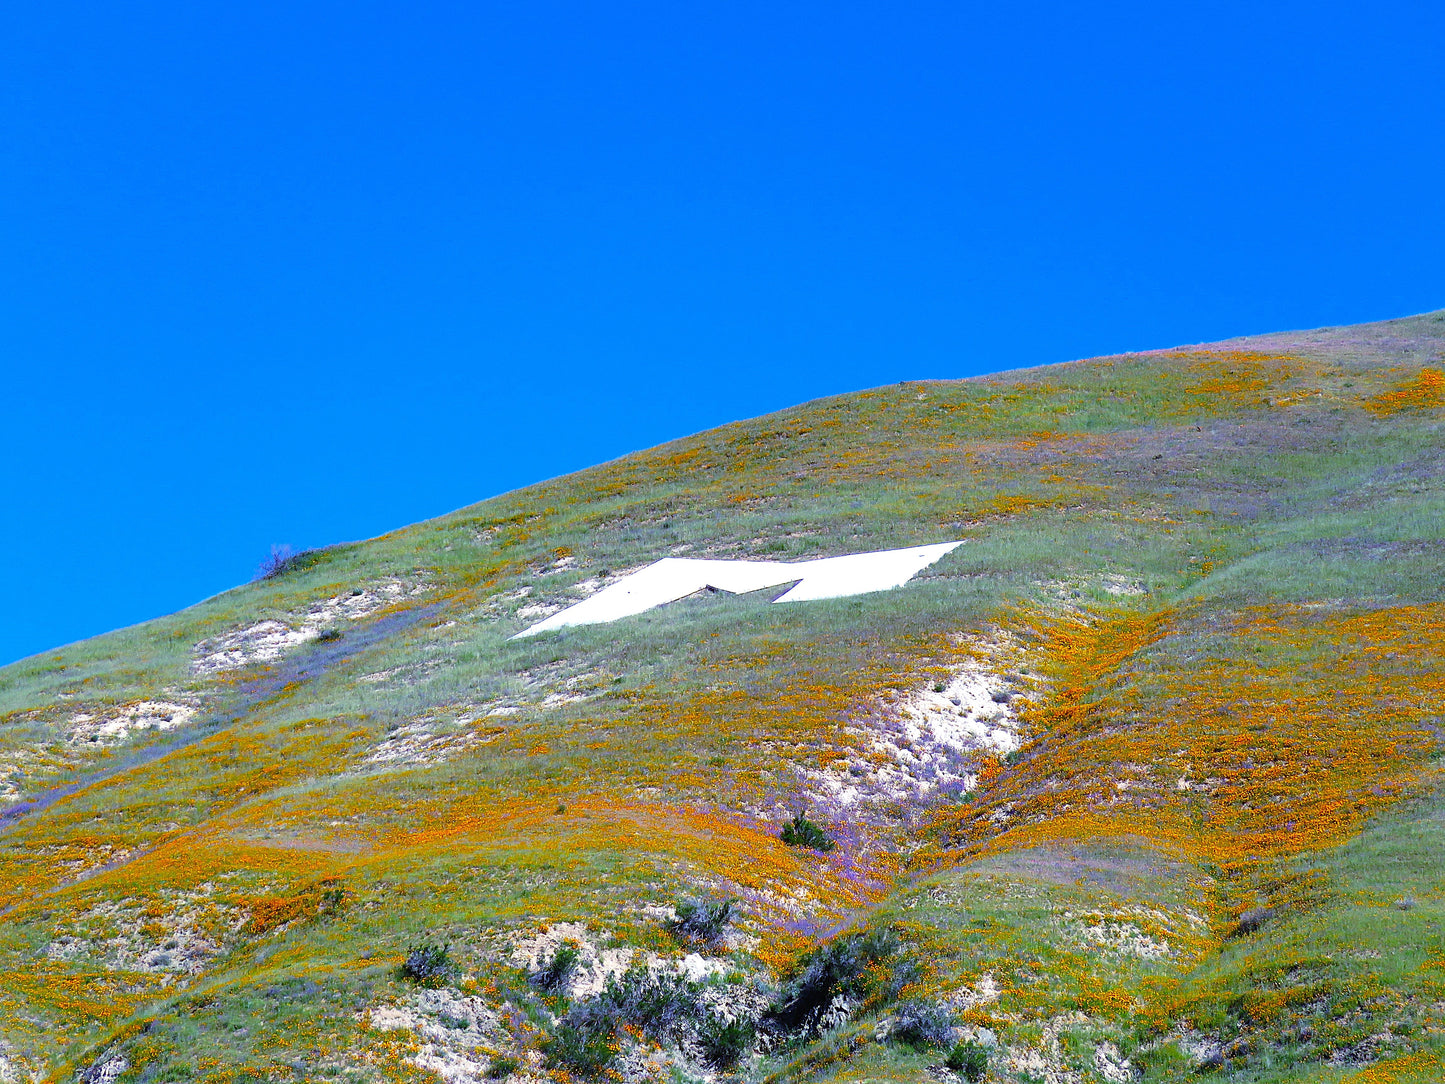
top-left (1, 311), bottom-right (1443, 1083)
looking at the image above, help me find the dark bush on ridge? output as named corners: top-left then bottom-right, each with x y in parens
top-left (668, 896), bottom-right (735, 944)
top-left (780, 813), bottom-right (835, 852)
top-left (256, 544), bottom-right (325, 581)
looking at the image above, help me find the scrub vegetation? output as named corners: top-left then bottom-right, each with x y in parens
top-left (1, 311), bottom-right (1443, 1082)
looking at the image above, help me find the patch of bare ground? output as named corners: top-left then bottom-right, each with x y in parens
top-left (363, 719), bottom-right (494, 768)
top-left (66, 699), bottom-right (197, 746)
top-left (791, 627), bottom-right (1045, 827)
top-left (45, 885), bottom-right (245, 981)
top-left (192, 579), bottom-right (428, 674)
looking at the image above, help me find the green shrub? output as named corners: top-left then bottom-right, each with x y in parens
top-left (596, 967), bottom-right (701, 1032)
top-left (543, 966), bottom-right (718, 1074)
top-left (765, 927), bottom-right (908, 1035)
top-left (532, 941), bottom-right (582, 993)
top-left (668, 896), bottom-right (735, 944)
top-left (780, 813), bottom-right (835, 852)
top-left (888, 999), bottom-right (956, 1049)
top-left (946, 1040), bottom-right (988, 1081)
top-left (487, 1056), bottom-right (521, 1078)
top-left (543, 1021), bottom-right (616, 1074)
top-left (402, 942), bottom-right (453, 985)
top-left (319, 885), bottom-right (346, 913)
top-left (699, 1015), bottom-right (755, 1069)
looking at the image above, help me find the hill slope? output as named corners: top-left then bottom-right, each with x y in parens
top-left (2, 312), bottom-right (1443, 1083)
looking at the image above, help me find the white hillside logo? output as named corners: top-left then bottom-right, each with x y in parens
top-left (513, 541), bottom-right (963, 638)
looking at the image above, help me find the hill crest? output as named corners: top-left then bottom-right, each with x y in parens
top-left (1, 310), bottom-right (1442, 1083)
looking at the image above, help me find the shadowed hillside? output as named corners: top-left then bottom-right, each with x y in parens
top-left (2, 311), bottom-right (1442, 1083)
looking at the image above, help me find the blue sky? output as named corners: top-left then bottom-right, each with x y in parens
top-left (3, 1), bottom-right (1442, 666)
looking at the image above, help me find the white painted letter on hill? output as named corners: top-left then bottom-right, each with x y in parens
top-left (512, 541), bottom-right (963, 638)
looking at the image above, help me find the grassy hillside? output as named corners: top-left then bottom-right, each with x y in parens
top-left (1, 311), bottom-right (1442, 1083)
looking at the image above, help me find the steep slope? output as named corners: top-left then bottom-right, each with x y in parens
top-left (1, 311), bottom-right (1442, 1083)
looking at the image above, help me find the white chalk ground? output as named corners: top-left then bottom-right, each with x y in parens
top-left (0, 745), bottom-right (67, 802)
top-left (508, 922), bottom-right (731, 999)
top-left (45, 885), bottom-right (242, 980)
top-left (364, 988), bottom-right (503, 1083)
top-left (1094, 1042), bottom-right (1138, 1084)
top-left (1061, 911), bottom-right (1172, 959)
top-left (358, 923), bottom-right (748, 1084)
top-left (363, 721), bottom-right (488, 767)
top-left (897, 652), bottom-right (1026, 757)
top-left (77, 1057), bottom-right (129, 1084)
top-left (68, 700), bottom-right (197, 746)
top-left (787, 627), bottom-right (1042, 822)
top-left (0, 1037), bottom-right (28, 1084)
top-left (514, 542), bottom-right (963, 638)
top-left (996, 1014), bottom-right (1137, 1084)
top-left (192, 579), bottom-right (426, 674)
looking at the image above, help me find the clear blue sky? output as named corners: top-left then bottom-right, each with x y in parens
top-left (3, 2), bottom-right (1442, 666)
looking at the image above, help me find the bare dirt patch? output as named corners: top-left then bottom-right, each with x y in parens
top-left (45, 886), bottom-right (243, 981)
top-left (192, 580), bottom-right (426, 674)
top-left (792, 627), bottom-right (1045, 822)
top-left (363, 988), bottom-right (503, 1082)
top-left (67, 700), bottom-right (197, 746)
